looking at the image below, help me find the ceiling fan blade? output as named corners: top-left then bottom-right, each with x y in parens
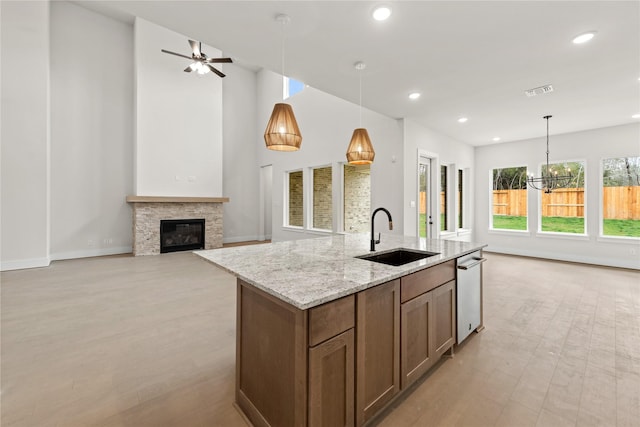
top-left (206, 64), bottom-right (225, 78)
top-left (204, 57), bottom-right (233, 63)
top-left (184, 65), bottom-right (193, 73)
top-left (161, 49), bottom-right (192, 60)
top-left (188, 39), bottom-right (201, 57)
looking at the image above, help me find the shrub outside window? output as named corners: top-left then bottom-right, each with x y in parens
top-left (602, 157), bottom-right (640, 238)
top-left (492, 166), bottom-right (527, 231)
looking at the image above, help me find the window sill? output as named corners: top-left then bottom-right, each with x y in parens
top-left (282, 226), bottom-right (306, 233)
top-left (535, 232), bottom-right (590, 241)
top-left (597, 235), bottom-right (640, 244)
top-left (488, 229), bottom-right (531, 236)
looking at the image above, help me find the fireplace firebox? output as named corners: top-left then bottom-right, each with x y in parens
top-left (160, 219), bottom-right (205, 253)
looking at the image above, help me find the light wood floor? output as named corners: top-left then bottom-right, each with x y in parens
top-left (1, 252), bottom-right (638, 427)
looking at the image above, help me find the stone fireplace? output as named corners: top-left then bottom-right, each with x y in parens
top-left (126, 196), bottom-right (229, 256)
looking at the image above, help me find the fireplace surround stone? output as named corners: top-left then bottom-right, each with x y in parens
top-left (126, 196), bottom-right (229, 256)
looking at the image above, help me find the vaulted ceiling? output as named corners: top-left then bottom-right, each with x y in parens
top-left (77, 1), bottom-right (640, 146)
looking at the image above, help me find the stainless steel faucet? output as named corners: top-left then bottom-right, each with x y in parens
top-left (370, 207), bottom-right (393, 251)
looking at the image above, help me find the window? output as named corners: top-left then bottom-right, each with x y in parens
top-left (343, 163), bottom-right (370, 233)
top-left (312, 166), bottom-right (332, 230)
top-left (458, 169), bottom-right (464, 229)
top-left (286, 170), bottom-right (304, 227)
top-left (602, 156), bottom-right (640, 238)
top-left (492, 166), bottom-right (527, 230)
top-left (441, 165), bottom-right (448, 231)
top-left (540, 161), bottom-right (585, 234)
top-left (283, 76), bottom-right (305, 100)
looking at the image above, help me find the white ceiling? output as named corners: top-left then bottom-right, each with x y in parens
top-left (77, 1), bottom-right (640, 146)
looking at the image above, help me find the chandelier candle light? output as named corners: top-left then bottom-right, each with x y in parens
top-left (346, 61), bottom-right (375, 165)
top-left (264, 14), bottom-right (302, 151)
top-left (527, 115), bottom-right (572, 193)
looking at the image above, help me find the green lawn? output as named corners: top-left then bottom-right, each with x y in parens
top-left (492, 215), bottom-right (527, 231)
top-left (541, 217), bottom-right (584, 233)
top-left (492, 215), bottom-right (640, 237)
top-left (604, 219), bottom-right (640, 237)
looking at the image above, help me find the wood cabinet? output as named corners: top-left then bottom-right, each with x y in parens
top-left (308, 295), bottom-right (355, 427)
top-left (309, 329), bottom-right (354, 427)
top-left (235, 259), bottom-right (469, 427)
top-left (433, 280), bottom-right (456, 358)
top-left (400, 290), bottom-right (434, 389)
top-left (400, 264), bottom-right (456, 390)
top-left (356, 279), bottom-right (400, 426)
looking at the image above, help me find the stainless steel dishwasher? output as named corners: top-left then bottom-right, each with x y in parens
top-left (456, 251), bottom-right (486, 344)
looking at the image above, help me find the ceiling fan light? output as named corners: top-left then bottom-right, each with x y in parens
top-left (264, 103), bottom-right (302, 151)
top-left (346, 128), bottom-right (375, 165)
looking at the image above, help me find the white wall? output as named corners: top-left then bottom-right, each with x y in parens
top-left (475, 122), bottom-right (640, 269)
top-left (134, 18), bottom-right (223, 197)
top-left (403, 120), bottom-right (475, 237)
top-left (1, 1), bottom-right (51, 270)
top-left (222, 64), bottom-right (260, 243)
top-left (256, 69), bottom-right (405, 242)
top-left (50, 1), bottom-right (134, 260)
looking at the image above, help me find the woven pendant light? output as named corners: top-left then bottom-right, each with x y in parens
top-left (346, 62), bottom-right (374, 164)
top-left (264, 103), bottom-right (302, 151)
top-left (264, 14), bottom-right (302, 151)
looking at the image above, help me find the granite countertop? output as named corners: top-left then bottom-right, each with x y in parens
top-left (195, 234), bottom-right (486, 310)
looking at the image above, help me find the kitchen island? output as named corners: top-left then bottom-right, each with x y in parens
top-left (196, 234), bottom-right (486, 427)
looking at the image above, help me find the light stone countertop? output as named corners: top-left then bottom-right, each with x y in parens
top-left (195, 234), bottom-right (486, 310)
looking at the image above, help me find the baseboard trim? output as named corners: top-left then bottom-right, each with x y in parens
top-left (223, 235), bottom-right (261, 244)
top-left (50, 246), bottom-right (132, 262)
top-left (1, 256), bottom-right (51, 271)
top-left (484, 246), bottom-right (640, 270)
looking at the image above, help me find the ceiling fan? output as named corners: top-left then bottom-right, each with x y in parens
top-left (161, 40), bottom-right (232, 78)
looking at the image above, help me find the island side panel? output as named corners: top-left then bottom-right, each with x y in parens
top-left (236, 279), bottom-right (308, 427)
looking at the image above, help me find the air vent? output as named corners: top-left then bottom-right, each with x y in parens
top-left (525, 84), bottom-right (554, 97)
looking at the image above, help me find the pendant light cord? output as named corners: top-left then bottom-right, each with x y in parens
top-left (359, 69), bottom-right (362, 127)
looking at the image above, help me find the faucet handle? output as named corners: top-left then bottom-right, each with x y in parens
top-left (375, 232), bottom-right (381, 244)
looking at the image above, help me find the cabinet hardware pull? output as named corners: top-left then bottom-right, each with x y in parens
top-left (457, 257), bottom-right (486, 270)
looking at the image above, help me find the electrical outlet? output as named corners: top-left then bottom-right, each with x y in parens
top-left (87, 239), bottom-right (95, 247)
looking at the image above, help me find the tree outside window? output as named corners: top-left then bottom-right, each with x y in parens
top-left (492, 166), bottom-right (527, 230)
top-left (602, 157), bottom-right (640, 238)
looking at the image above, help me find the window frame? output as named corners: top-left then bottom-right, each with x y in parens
top-left (536, 158), bottom-right (587, 237)
top-left (284, 168), bottom-right (305, 229)
top-left (308, 164), bottom-right (333, 232)
top-left (599, 155), bottom-right (640, 241)
top-left (489, 165), bottom-right (529, 233)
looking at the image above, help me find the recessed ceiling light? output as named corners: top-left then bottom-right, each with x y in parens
top-left (632, 113), bottom-right (640, 119)
top-left (572, 31), bottom-right (597, 44)
top-left (492, 137), bottom-right (501, 142)
top-left (408, 92), bottom-right (421, 100)
top-left (457, 117), bottom-right (468, 123)
top-left (372, 6), bottom-right (392, 21)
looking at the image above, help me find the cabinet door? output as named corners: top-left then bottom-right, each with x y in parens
top-left (432, 280), bottom-right (456, 358)
top-left (356, 279), bottom-right (400, 426)
top-left (309, 329), bottom-right (354, 427)
top-left (400, 291), bottom-right (434, 389)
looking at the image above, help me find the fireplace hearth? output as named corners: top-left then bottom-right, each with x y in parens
top-left (160, 219), bottom-right (205, 253)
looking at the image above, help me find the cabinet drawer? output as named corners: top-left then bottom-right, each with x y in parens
top-left (309, 295), bottom-right (355, 347)
top-left (401, 260), bottom-right (455, 303)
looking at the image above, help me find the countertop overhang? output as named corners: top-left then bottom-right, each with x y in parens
top-left (195, 234), bottom-right (486, 310)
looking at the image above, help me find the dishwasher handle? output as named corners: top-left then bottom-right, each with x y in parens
top-left (457, 257), bottom-right (486, 270)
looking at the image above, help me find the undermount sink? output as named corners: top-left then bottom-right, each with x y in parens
top-left (356, 248), bottom-right (440, 266)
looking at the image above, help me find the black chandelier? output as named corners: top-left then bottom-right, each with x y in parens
top-left (527, 115), bottom-right (572, 193)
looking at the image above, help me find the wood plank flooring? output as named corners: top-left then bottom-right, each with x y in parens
top-left (1, 252), bottom-right (638, 426)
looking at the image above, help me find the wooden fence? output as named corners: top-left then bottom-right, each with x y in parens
top-left (491, 187), bottom-right (640, 219)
